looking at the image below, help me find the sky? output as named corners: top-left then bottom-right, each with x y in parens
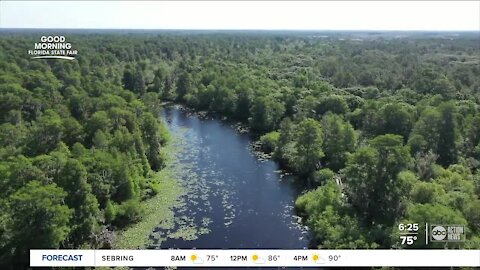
top-left (1, 1), bottom-right (479, 31)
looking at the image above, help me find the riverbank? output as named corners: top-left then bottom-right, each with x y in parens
top-left (113, 135), bottom-right (185, 249)
top-left (176, 104), bottom-right (251, 134)
top-left (156, 106), bottom-right (311, 249)
top-left (176, 104), bottom-right (293, 179)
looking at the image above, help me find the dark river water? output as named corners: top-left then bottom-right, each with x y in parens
top-left (153, 106), bottom-right (311, 250)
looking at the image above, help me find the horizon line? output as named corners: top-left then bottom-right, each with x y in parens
top-left (1, 27), bottom-right (479, 32)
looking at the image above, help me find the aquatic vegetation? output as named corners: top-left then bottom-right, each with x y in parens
top-left (114, 136), bottom-right (184, 249)
top-left (147, 108), bottom-right (310, 248)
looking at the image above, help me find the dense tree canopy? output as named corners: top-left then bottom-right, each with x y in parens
top-left (0, 32), bottom-right (171, 268)
top-left (0, 31), bottom-right (479, 265)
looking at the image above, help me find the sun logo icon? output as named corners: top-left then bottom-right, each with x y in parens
top-left (252, 254), bottom-right (265, 264)
top-left (190, 254), bottom-right (204, 264)
top-left (312, 254), bottom-right (325, 264)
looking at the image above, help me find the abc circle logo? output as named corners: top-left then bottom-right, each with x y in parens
top-left (431, 226), bottom-right (447, 240)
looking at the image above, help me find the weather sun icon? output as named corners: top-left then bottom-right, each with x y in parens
top-left (252, 254), bottom-right (266, 264)
top-left (190, 254), bottom-right (204, 264)
top-left (312, 254), bottom-right (326, 264)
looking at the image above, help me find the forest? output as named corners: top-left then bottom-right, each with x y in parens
top-left (0, 30), bottom-right (479, 267)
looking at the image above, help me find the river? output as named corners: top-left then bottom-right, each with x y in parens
top-left (150, 105), bottom-right (311, 250)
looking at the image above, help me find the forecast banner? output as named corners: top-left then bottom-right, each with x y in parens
top-left (31, 249), bottom-right (480, 267)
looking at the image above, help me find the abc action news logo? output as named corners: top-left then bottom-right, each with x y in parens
top-left (430, 225), bottom-right (466, 242)
top-left (28, 36), bottom-right (78, 60)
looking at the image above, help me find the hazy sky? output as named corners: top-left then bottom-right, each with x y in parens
top-left (1, 1), bottom-right (479, 31)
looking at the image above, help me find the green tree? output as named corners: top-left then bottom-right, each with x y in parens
top-left (413, 66), bottom-right (455, 99)
top-left (410, 181), bottom-right (446, 204)
top-left (296, 180), bottom-right (373, 248)
top-left (344, 134), bottom-right (412, 226)
top-left (259, 131), bottom-right (280, 153)
top-left (4, 181), bottom-right (72, 267)
top-left (410, 103), bottom-right (459, 167)
top-left (436, 102), bottom-right (458, 167)
top-left (104, 200), bottom-right (116, 224)
top-left (294, 118), bottom-right (324, 176)
top-left (176, 71), bottom-right (193, 101)
top-left (56, 160), bottom-right (99, 247)
top-left (210, 85), bottom-right (236, 115)
top-left (274, 118), bottom-right (297, 167)
top-left (249, 96), bottom-right (285, 133)
top-left (311, 168), bottom-right (335, 186)
top-left (414, 150), bottom-right (440, 181)
top-left (113, 199), bottom-right (144, 227)
top-left (133, 69), bottom-right (146, 95)
top-left (63, 117), bottom-right (84, 146)
top-left (464, 114), bottom-right (480, 159)
top-left (321, 113), bottom-right (356, 171)
top-left (379, 103), bottom-right (414, 140)
top-left (123, 67), bottom-right (145, 95)
top-left (151, 65), bottom-right (169, 95)
top-left (92, 130), bottom-right (109, 149)
top-left (234, 87), bottom-right (253, 121)
top-left (26, 110), bottom-right (64, 156)
top-left (122, 68), bottom-right (135, 92)
top-left (141, 113), bottom-right (167, 171)
top-left (409, 107), bottom-right (440, 154)
top-left (86, 110), bottom-right (111, 144)
top-left (295, 95), bottom-right (317, 120)
top-left (316, 95), bottom-right (349, 116)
